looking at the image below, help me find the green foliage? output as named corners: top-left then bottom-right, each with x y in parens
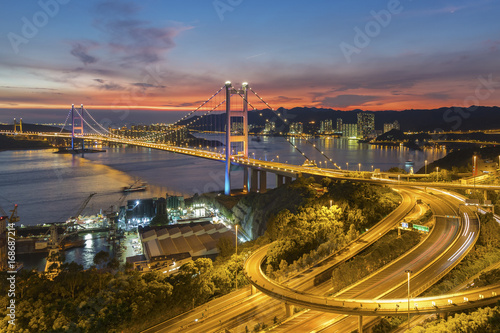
top-left (330, 230), bottom-right (422, 294)
top-left (387, 167), bottom-right (407, 174)
top-left (265, 205), bottom-right (344, 270)
top-left (408, 306), bottom-right (500, 332)
top-left (216, 235), bottom-right (235, 258)
top-left (0, 268), bottom-right (173, 332)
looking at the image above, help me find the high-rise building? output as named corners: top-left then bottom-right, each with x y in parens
top-left (319, 119), bottom-right (333, 134)
top-left (289, 122), bottom-right (303, 134)
top-left (264, 121), bottom-right (276, 133)
top-left (342, 123), bottom-right (358, 138)
top-left (336, 118), bottom-right (343, 132)
top-left (357, 112), bottom-right (375, 138)
top-left (383, 120), bottom-right (400, 133)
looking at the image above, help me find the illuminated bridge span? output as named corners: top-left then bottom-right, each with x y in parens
top-left (4, 81), bottom-right (500, 195)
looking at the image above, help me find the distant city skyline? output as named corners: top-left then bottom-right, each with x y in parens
top-left (1, 0), bottom-right (499, 113)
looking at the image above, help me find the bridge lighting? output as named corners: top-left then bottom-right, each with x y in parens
top-left (225, 81), bottom-right (232, 86)
top-left (242, 82), bottom-right (248, 87)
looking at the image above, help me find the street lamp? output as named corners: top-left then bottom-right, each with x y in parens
top-left (473, 155), bottom-right (477, 191)
top-left (358, 163), bottom-right (361, 172)
top-left (436, 167), bottom-right (439, 182)
top-left (277, 155), bottom-right (279, 163)
top-left (346, 162), bottom-right (349, 170)
top-left (425, 160), bottom-right (428, 175)
top-left (371, 165), bottom-right (374, 172)
top-left (405, 269), bottom-right (412, 330)
top-left (235, 225), bottom-right (238, 290)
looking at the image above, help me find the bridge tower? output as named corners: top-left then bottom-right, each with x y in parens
top-left (71, 104), bottom-right (85, 151)
top-left (13, 118), bottom-right (22, 133)
top-left (225, 81), bottom-right (249, 195)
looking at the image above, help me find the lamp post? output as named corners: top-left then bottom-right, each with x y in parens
top-left (346, 162), bottom-right (349, 171)
top-left (425, 160), bottom-right (428, 175)
top-left (473, 155), bottom-right (477, 192)
top-left (358, 163), bottom-right (361, 172)
top-left (277, 155), bottom-right (279, 163)
top-left (371, 165), bottom-right (374, 172)
top-left (235, 225), bottom-right (238, 290)
top-left (405, 269), bottom-right (412, 330)
top-left (436, 167), bottom-right (439, 182)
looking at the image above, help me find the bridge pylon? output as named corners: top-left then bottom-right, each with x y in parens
top-left (71, 104), bottom-right (85, 151)
top-left (13, 118), bottom-right (22, 133)
top-left (225, 82), bottom-right (249, 195)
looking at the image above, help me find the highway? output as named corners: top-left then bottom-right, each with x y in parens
top-left (244, 189), bottom-right (500, 333)
top-left (272, 189), bottom-right (481, 332)
top-left (143, 188), bottom-right (417, 332)
top-left (143, 187), bottom-right (496, 332)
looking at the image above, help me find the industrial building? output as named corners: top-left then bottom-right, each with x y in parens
top-left (139, 222), bottom-right (235, 260)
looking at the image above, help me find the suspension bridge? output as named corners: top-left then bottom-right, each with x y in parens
top-left (4, 82), bottom-right (500, 197)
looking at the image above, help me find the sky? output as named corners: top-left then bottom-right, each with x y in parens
top-left (1, 0), bottom-right (500, 123)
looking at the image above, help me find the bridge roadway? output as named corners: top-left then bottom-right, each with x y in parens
top-left (8, 131), bottom-right (500, 191)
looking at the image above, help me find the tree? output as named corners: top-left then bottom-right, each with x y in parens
top-left (150, 214), bottom-right (169, 226)
top-left (217, 236), bottom-right (235, 258)
top-left (93, 250), bottom-right (110, 269)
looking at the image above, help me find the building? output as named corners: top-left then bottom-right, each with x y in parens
top-left (264, 121), bottom-right (276, 134)
top-left (166, 195), bottom-right (185, 210)
top-left (336, 118), bottom-right (343, 132)
top-left (357, 112), bottom-right (375, 139)
top-left (289, 122), bottom-right (303, 135)
top-left (319, 119), bottom-right (333, 134)
top-left (125, 198), bottom-right (167, 226)
top-left (383, 120), bottom-right (400, 133)
top-left (139, 222), bottom-right (236, 261)
top-left (342, 123), bottom-right (358, 138)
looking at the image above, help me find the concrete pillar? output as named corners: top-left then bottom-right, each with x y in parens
top-left (243, 167), bottom-right (249, 193)
top-left (251, 169), bottom-right (259, 193)
top-left (284, 176), bottom-right (292, 185)
top-left (276, 174), bottom-right (284, 187)
top-left (251, 285), bottom-right (257, 295)
top-left (358, 315), bottom-right (363, 333)
top-left (285, 303), bottom-right (295, 317)
top-left (259, 171), bottom-right (267, 193)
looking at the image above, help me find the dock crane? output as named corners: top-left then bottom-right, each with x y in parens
top-left (71, 193), bottom-right (97, 220)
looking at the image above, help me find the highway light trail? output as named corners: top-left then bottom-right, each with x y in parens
top-left (448, 232), bottom-right (475, 262)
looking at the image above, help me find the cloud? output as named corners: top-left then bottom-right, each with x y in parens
top-left (319, 95), bottom-right (379, 108)
top-left (93, 79), bottom-right (124, 91)
top-left (94, 0), bottom-right (140, 15)
top-left (131, 82), bottom-right (166, 89)
top-left (70, 42), bottom-right (98, 66)
top-left (272, 95), bottom-right (302, 103)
